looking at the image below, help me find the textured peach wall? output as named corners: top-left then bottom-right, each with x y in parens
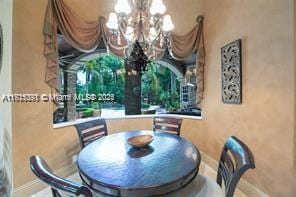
top-left (200, 0), bottom-right (295, 196)
top-left (12, 0), bottom-right (295, 196)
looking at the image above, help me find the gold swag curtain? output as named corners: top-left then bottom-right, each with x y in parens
top-left (44, 0), bottom-right (205, 106)
top-left (43, 0), bottom-right (127, 90)
top-left (170, 18), bottom-right (205, 107)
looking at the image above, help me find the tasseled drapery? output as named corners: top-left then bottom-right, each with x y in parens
top-left (44, 0), bottom-right (205, 107)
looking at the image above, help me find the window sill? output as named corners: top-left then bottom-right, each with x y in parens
top-left (53, 114), bottom-right (202, 129)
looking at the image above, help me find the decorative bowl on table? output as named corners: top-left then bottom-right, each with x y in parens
top-left (127, 135), bottom-right (154, 148)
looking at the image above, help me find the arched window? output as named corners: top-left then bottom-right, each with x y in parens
top-left (54, 37), bottom-right (201, 124)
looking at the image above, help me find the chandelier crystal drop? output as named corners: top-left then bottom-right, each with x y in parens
top-left (106, 0), bottom-right (175, 61)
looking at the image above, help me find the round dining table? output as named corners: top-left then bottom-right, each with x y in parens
top-left (77, 130), bottom-right (201, 196)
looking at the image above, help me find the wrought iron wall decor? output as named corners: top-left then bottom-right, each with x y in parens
top-left (0, 24), bottom-right (3, 72)
top-left (221, 39), bottom-right (242, 104)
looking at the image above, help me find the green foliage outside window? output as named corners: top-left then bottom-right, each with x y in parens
top-left (142, 62), bottom-right (180, 110)
top-left (77, 54), bottom-right (125, 105)
top-left (76, 54), bottom-right (180, 114)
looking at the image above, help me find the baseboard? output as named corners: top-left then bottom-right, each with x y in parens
top-left (200, 151), bottom-right (269, 197)
top-left (13, 163), bottom-right (77, 197)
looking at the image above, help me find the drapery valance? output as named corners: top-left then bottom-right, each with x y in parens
top-left (44, 0), bottom-right (205, 107)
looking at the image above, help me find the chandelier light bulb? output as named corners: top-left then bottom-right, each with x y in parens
top-left (162, 15), bottom-right (174, 32)
top-left (115, 0), bottom-right (131, 15)
top-left (150, 0), bottom-right (166, 15)
top-left (106, 12), bottom-right (119, 29)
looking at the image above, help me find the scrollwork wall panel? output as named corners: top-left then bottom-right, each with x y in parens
top-left (221, 39), bottom-right (242, 104)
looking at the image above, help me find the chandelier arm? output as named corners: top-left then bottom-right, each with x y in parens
top-left (118, 16), bottom-right (139, 44)
top-left (118, 17), bottom-right (128, 37)
top-left (118, 15), bottom-right (128, 30)
top-left (108, 41), bottom-right (129, 50)
top-left (155, 30), bottom-right (163, 43)
top-left (147, 21), bottom-right (163, 46)
top-left (142, 31), bottom-right (151, 43)
top-left (153, 16), bottom-right (162, 29)
top-left (118, 26), bottom-right (127, 40)
top-left (146, 41), bottom-right (167, 61)
top-left (151, 42), bottom-right (167, 52)
top-left (148, 27), bottom-right (162, 44)
top-left (146, 15), bottom-right (162, 43)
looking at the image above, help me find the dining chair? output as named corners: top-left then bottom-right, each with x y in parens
top-left (153, 117), bottom-right (183, 136)
top-left (170, 136), bottom-right (255, 197)
top-left (29, 155), bottom-right (93, 197)
top-left (216, 136), bottom-right (255, 197)
top-left (74, 119), bottom-right (108, 148)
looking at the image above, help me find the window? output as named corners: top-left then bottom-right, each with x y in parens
top-left (54, 37), bottom-right (201, 124)
top-left (182, 86), bottom-right (189, 103)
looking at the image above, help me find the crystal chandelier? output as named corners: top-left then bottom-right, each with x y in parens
top-left (106, 0), bottom-right (174, 61)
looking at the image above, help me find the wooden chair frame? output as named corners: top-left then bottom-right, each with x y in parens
top-left (153, 117), bottom-right (183, 136)
top-left (30, 155), bottom-right (93, 197)
top-left (216, 136), bottom-right (255, 197)
top-left (74, 119), bottom-right (108, 148)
